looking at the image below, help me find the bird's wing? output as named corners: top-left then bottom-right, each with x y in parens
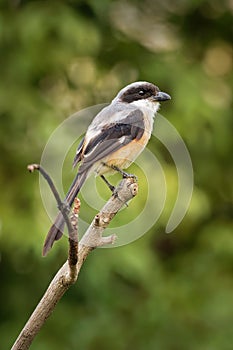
top-left (73, 136), bottom-right (85, 168)
top-left (78, 108), bottom-right (145, 172)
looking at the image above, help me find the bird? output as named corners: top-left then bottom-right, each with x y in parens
top-left (43, 81), bottom-right (171, 256)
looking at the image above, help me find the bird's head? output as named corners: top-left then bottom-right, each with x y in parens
top-left (113, 81), bottom-right (171, 112)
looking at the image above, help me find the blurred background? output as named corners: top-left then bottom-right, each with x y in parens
top-left (0, 0), bottom-right (232, 349)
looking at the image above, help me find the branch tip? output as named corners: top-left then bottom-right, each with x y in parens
top-left (27, 164), bottom-right (39, 173)
top-left (94, 214), bottom-right (100, 226)
top-left (98, 234), bottom-right (117, 247)
top-left (130, 182), bottom-right (138, 196)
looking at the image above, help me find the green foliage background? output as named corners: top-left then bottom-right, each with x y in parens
top-left (0, 0), bottom-right (232, 349)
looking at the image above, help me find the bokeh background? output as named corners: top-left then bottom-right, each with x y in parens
top-left (0, 0), bottom-right (232, 349)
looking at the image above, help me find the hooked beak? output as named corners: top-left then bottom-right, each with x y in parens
top-left (153, 91), bottom-right (171, 102)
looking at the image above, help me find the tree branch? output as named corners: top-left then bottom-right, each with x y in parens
top-left (27, 164), bottom-right (74, 236)
top-left (11, 168), bottom-right (138, 350)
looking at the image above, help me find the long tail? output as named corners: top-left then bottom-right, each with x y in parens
top-left (42, 170), bottom-right (88, 256)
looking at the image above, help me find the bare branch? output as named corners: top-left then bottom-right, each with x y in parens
top-left (27, 164), bottom-right (73, 235)
top-left (11, 174), bottom-right (138, 350)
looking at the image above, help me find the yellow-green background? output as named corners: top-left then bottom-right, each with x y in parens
top-left (0, 1), bottom-right (232, 349)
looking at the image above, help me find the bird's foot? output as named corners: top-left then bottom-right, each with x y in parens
top-left (110, 165), bottom-right (138, 181)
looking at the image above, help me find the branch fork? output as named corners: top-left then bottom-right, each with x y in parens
top-left (11, 164), bottom-right (138, 350)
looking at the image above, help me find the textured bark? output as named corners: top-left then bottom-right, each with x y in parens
top-left (11, 177), bottom-right (138, 350)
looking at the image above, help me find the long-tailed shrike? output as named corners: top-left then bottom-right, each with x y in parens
top-left (43, 81), bottom-right (171, 255)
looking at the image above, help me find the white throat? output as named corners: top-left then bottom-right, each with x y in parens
top-left (130, 99), bottom-right (160, 115)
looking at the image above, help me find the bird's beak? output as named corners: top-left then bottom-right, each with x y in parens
top-left (153, 91), bottom-right (171, 102)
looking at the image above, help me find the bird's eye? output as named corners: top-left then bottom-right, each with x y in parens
top-left (138, 90), bottom-right (145, 96)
